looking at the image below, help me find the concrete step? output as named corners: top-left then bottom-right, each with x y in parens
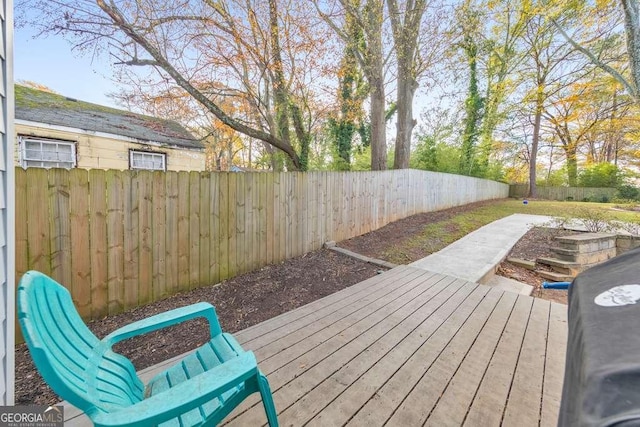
top-left (550, 247), bottom-right (579, 261)
top-left (549, 247), bottom-right (617, 264)
top-left (537, 269), bottom-right (575, 282)
top-left (537, 257), bottom-right (583, 275)
top-left (506, 257), bottom-right (536, 270)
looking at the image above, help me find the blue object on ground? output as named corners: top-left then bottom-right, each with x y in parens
top-left (542, 281), bottom-right (571, 290)
top-left (523, 200), bottom-right (528, 205)
top-left (18, 271), bottom-right (279, 427)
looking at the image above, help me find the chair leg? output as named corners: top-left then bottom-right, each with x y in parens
top-left (258, 373), bottom-right (279, 427)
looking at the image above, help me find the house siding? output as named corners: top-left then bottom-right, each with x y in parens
top-left (0, 0), bottom-right (14, 405)
top-left (15, 122), bottom-right (206, 171)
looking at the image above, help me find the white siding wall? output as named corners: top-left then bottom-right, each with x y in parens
top-left (0, 0), bottom-right (14, 405)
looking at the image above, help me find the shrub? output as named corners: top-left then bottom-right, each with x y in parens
top-left (620, 220), bottom-right (640, 237)
top-left (617, 184), bottom-right (640, 201)
top-left (572, 207), bottom-right (613, 232)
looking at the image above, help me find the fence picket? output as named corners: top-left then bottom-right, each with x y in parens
top-left (217, 173), bottom-right (229, 281)
top-left (236, 173), bottom-right (246, 274)
top-left (188, 172), bottom-right (200, 289)
top-left (177, 172), bottom-right (190, 291)
top-left (199, 173), bottom-right (211, 285)
top-left (165, 171), bottom-right (179, 294)
top-left (209, 173), bottom-right (220, 285)
top-left (122, 172), bottom-right (139, 310)
top-left (69, 169), bottom-right (91, 317)
top-left (49, 169), bottom-right (71, 287)
top-left (152, 171), bottom-right (166, 299)
top-left (227, 173), bottom-right (237, 278)
top-left (89, 170), bottom-right (108, 318)
top-left (137, 171), bottom-right (153, 305)
top-left (106, 170), bottom-right (124, 315)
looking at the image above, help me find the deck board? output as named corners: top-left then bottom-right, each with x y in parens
top-left (503, 298), bottom-right (551, 426)
top-left (63, 266), bottom-right (567, 427)
top-left (540, 302), bottom-right (568, 427)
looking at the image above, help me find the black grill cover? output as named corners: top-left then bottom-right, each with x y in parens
top-left (559, 246), bottom-right (640, 427)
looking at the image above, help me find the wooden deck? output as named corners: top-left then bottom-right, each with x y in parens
top-left (65, 266), bottom-right (567, 426)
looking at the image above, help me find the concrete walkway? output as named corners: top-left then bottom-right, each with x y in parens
top-left (410, 214), bottom-right (553, 287)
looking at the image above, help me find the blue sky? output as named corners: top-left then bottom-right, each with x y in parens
top-left (15, 25), bottom-right (120, 108)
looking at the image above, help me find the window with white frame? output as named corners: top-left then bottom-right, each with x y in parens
top-left (19, 136), bottom-right (76, 169)
top-left (130, 150), bottom-right (166, 171)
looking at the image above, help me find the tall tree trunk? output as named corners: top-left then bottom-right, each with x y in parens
top-left (290, 102), bottom-right (310, 171)
top-left (459, 35), bottom-right (482, 175)
top-left (393, 62), bottom-right (418, 169)
top-left (477, 79), bottom-right (506, 172)
top-left (370, 75), bottom-right (387, 170)
top-left (565, 144), bottom-right (578, 186)
top-left (268, 0), bottom-right (295, 168)
top-left (528, 85), bottom-right (544, 198)
top-left (529, 110), bottom-right (542, 198)
top-left (365, 0), bottom-right (387, 170)
top-left (605, 90), bottom-right (618, 163)
top-left (330, 14), bottom-right (364, 171)
top-left (387, 0), bottom-right (427, 170)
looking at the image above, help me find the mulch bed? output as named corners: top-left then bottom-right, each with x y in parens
top-left (15, 249), bottom-right (383, 406)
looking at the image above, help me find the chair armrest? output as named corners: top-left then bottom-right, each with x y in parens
top-left (103, 302), bottom-right (222, 346)
top-left (91, 351), bottom-right (258, 427)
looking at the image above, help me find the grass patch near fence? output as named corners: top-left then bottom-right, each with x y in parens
top-left (381, 199), bottom-right (639, 264)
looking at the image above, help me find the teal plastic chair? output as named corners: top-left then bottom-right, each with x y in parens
top-left (18, 271), bottom-right (278, 427)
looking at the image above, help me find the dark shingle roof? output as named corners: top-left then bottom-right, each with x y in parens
top-left (15, 85), bottom-right (202, 150)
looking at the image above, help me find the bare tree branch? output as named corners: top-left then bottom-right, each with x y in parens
top-left (551, 17), bottom-right (638, 101)
top-left (95, 0), bottom-right (302, 169)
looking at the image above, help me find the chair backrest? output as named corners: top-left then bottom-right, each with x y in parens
top-left (18, 271), bottom-right (144, 415)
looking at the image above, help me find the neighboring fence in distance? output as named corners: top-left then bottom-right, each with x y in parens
top-left (15, 168), bottom-right (508, 322)
top-left (509, 184), bottom-right (617, 201)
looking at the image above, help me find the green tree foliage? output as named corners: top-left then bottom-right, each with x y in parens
top-left (457, 2), bottom-right (485, 176)
top-left (459, 44), bottom-right (484, 176)
top-left (411, 136), bottom-right (462, 174)
top-left (477, 0), bottom-right (529, 173)
top-left (537, 168), bottom-right (568, 187)
top-left (577, 162), bottom-right (622, 187)
top-left (327, 7), bottom-right (368, 171)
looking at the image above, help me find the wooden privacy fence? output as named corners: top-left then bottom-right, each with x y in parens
top-left (509, 184), bottom-right (617, 201)
top-left (15, 168), bottom-right (508, 321)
